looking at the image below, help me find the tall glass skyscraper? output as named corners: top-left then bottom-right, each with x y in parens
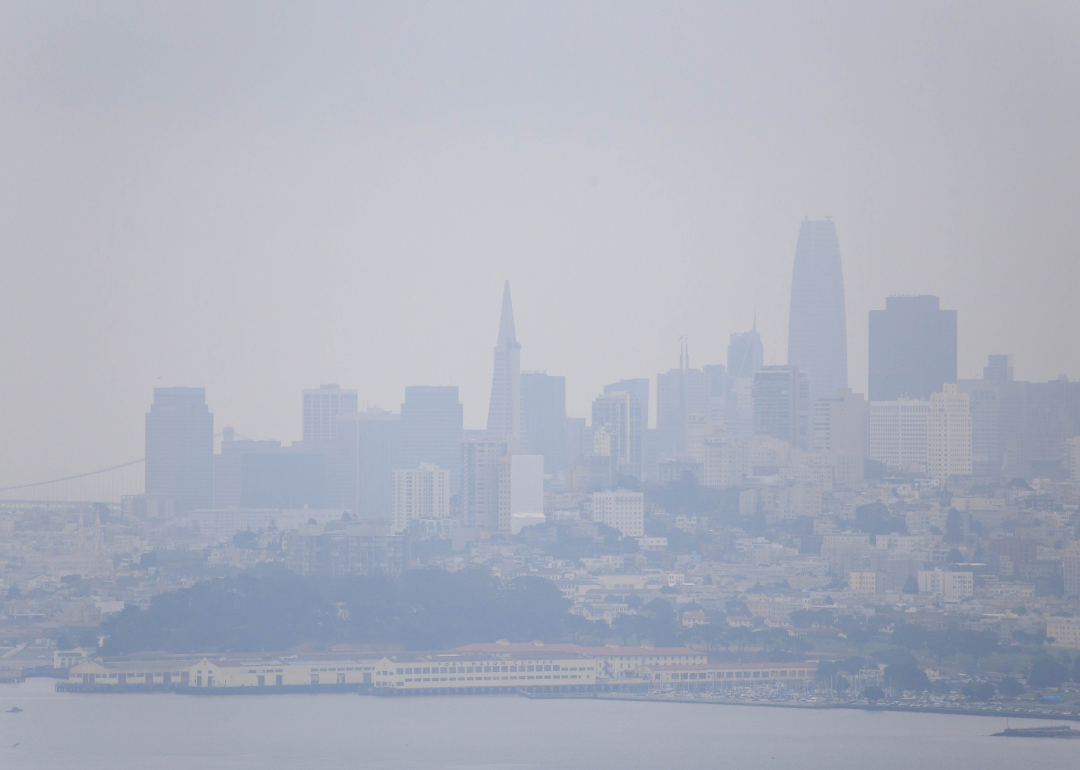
top-left (787, 219), bottom-right (848, 405)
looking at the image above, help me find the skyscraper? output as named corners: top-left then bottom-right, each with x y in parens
top-left (813, 388), bottom-right (866, 488)
top-left (927, 383), bottom-right (972, 481)
top-left (302, 384), bottom-right (358, 444)
top-left (591, 390), bottom-right (643, 472)
top-left (656, 341), bottom-right (710, 458)
top-left (751, 366), bottom-right (810, 450)
top-left (400, 386), bottom-right (464, 492)
top-left (486, 281), bottom-right (525, 449)
top-left (461, 439), bottom-right (508, 530)
top-left (787, 219), bottom-right (848, 404)
top-left (603, 378), bottom-right (649, 475)
top-left (145, 387), bottom-right (214, 515)
top-left (324, 407), bottom-right (402, 520)
top-left (521, 372), bottom-right (568, 473)
top-left (869, 295), bottom-right (958, 401)
top-left (727, 323), bottom-right (764, 380)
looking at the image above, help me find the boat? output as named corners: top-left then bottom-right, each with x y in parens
top-left (7, 706), bottom-right (22, 713)
top-left (992, 724), bottom-right (1080, 738)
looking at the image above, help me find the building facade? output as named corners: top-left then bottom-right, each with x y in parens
top-left (145, 387), bottom-right (214, 516)
top-left (302, 384), bottom-right (358, 444)
top-left (787, 218), bottom-right (848, 405)
top-left (869, 295), bottom-right (957, 401)
top-left (392, 463), bottom-right (450, 534)
top-left (927, 383), bottom-right (972, 481)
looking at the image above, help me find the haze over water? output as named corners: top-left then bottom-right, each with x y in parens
top-left (0, 680), bottom-right (1075, 770)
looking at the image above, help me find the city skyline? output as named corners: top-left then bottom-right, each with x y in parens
top-left (3, 4), bottom-right (1079, 489)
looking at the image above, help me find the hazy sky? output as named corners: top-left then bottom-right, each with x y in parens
top-left (2, 2), bottom-right (1079, 486)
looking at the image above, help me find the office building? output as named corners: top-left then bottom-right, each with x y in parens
top-left (214, 435), bottom-right (325, 510)
top-left (927, 384), bottom-right (972, 481)
top-left (868, 295), bottom-right (957, 400)
top-left (917, 569), bottom-right (973, 601)
top-left (486, 281), bottom-right (526, 448)
top-left (591, 489), bottom-right (645, 537)
top-left (283, 521), bottom-right (407, 577)
top-left (656, 342), bottom-right (711, 457)
top-left (813, 388), bottom-right (866, 488)
top-left (702, 365), bottom-right (728, 423)
top-left (302, 385), bottom-right (358, 444)
top-left (461, 439), bottom-right (509, 530)
top-left (604, 378), bottom-right (649, 473)
top-left (868, 400), bottom-right (930, 472)
top-left (727, 323), bottom-right (764, 380)
top-left (326, 408), bottom-right (400, 520)
top-left (509, 455), bottom-right (545, 534)
top-left (752, 366), bottom-right (810, 450)
top-left (392, 463), bottom-right (450, 534)
top-left (145, 387), bottom-right (214, 516)
top-left (521, 372), bottom-right (568, 473)
top-left (400, 386), bottom-right (464, 492)
top-left (591, 390), bottom-right (643, 471)
top-left (787, 219), bottom-right (848, 404)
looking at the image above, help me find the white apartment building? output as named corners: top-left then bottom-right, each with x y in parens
top-left (392, 463), bottom-right (450, 534)
top-left (1048, 617), bottom-right (1080, 649)
top-left (591, 489), bottom-right (645, 537)
top-left (869, 399), bottom-right (930, 472)
top-left (814, 388), bottom-right (866, 488)
top-left (702, 433), bottom-right (743, 488)
top-left (927, 383), bottom-right (972, 481)
top-left (848, 571), bottom-right (877, 594)
top-left (917, 568), bottom-right (973, 602)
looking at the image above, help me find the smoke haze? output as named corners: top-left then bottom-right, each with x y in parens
top-left (2, 1), bottom-right (1078, 484)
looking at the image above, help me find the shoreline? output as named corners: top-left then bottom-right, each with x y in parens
top-left (523, 691), bottom-right (1080, 722)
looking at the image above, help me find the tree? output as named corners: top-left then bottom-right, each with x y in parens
top-left (862, 686), bottom-right (885, 703)
top-left (999, 676), bottom-right (1024, 699)
top-left (961, 681), bottom-right (995, 701)
top-left (884, 661), bottom-right (929, 692)
top-left (1029, 658), bottom-right (1070, 689)
top-left (958, 630), bottom-right (999, 670)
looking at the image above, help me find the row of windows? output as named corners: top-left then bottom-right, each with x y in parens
top-left (659, 669), bottom-right (812, 680)
top-left (403, 674), bottom-right (583, 683)
top-left (395, 664), bottom-right (592, 675)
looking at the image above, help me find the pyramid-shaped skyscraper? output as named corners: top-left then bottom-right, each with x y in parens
top-left (486, 281), bottom-right (526, 449)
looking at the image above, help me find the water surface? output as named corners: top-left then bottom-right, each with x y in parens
top-left (0, 678), bottom-right (1075, 769)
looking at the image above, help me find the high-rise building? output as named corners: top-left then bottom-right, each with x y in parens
top-left (521, 372), bottom-right (568, 473)
top-left (787, 219), bottom-right (848, 405)
top-left (213, 434), bottom-right (325, 509)
top-left (461, 439), bottom-right (508, 530)
top-left (400, 386), bottom-right (464, 492)
top-left (727, 323), bottom-right (764, 380)
top-left (814, 388), bottom-right (866, 488)
top-left (604, 378), bottom-right (649, 472)
top-left (868, 295), bottom-right (957, 401)
top-left (868, 399), bottom-right (930, 472)
top-left (326, 408), bottom-right (400, 520)
top-left (392, 463), bottom-right (450, 534)
top-left (591, 489), bottom-right (645, 537)
top-left (1000, 377), bottom-right (1080, 479)
top-left (509, 455), bottom-right (545, 534)
top-left (145, 387), bottom-right (214, 516)
top-left (752, 366), bottom-right (810, 450)
top-left (958, 354), bottom-right (1012, 477)
top-left (984, 354), bottom-right (1014, 383)
top-left (302, 384), bottom-right (358, 444)
top-left (701, 365), bottom-right (728, 423)
top-left (591, 391), bottom-right (643, 474)
top-left (656, 341), bottom-right (710, 457)
top-left (486, 281), bottom-right (526, 449)
top-left (927, 383), bottom-right (972, 481)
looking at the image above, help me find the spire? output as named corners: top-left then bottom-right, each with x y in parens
top-left (496, 280), bottom-right (517, 347)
